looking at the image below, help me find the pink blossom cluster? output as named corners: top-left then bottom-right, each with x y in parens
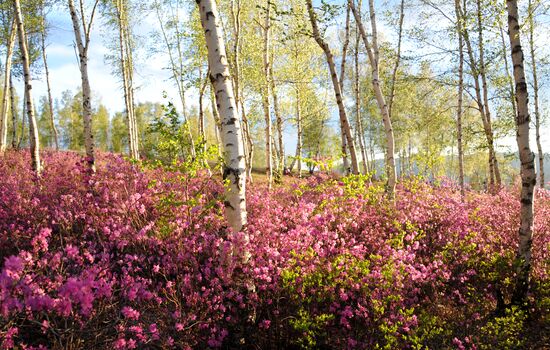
top-left (0, 151), bottom-right (548, 349)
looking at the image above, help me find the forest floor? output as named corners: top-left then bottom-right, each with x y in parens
top-left (0, 150), bottom-right (549, 349)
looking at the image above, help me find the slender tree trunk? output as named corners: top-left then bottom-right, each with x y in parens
top-left (124, 11), bottom-right (139, 158)
top-left (229, 0), bottom-right (254, 182)
top-left (10, 76), bottom-right (17, 149)
top-left (339, 4), bottom-right (351, 175)
top-left (198, 66), bottom-right (208, 144)
top-left (197, 0), bottom-right (247, 233)
top-left (154, 2), bottom-right (195, 156)
top-left (296, 86), bottom-right (302, 177)
top-left (528, 0), bottom-right (544, 188)
top-left (68, 0), bottom-right (97, 172)
top-left (353, 12), bottom-right (368, 175)
top-left (350, 0), bottom-right (396, 194)
top-left (261, 1), bottom-right (273, 187)
top-left (387, 0), bottom-right (405, 119)
top-left (506, 0), bottom-right (536, 307)
top-left (40, 13), bottom-right (59, 150)
top-left (18, 92), bottom-right (26, 150)
top-left (460, 3), bottom-right (497, 191)
top-left (270, 59), bottom-right (284, 172)
top-left (476, 0), bottom-right (501, 189)
top-left (116, 0), bottom-right (138, 159)
top-left (455, 0), bottom-right (465, 198)
top-left (498, 22), bottom-right (517, 120)
top-left (0, 20), bottom-right (16, 155)
top-left (210, 87), bottom-right (223, 168)
top-left (14, 0), bottom-right (41, 175)
top-left (307, 0), bottom-right (359, 175)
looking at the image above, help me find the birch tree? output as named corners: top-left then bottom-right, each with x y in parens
top-left (39, 2), bottom-right (59, 150)
top-left (68, 0), bottom-right (99, 172)
top-left (349, 0), bottom-right (396, 194)
top-left (196, 0), bottom-right (247, 233)
top-left (13, 0), bottom-right (41, 175)
top-left (506, 0), bottom-right (536, 307)
top-left (152, 0), bottom-right (195, 157)
top-left (454, 0), bottom-right (465, 198)
top-left (0, 19), bottom-right (15, 155)
top-left (459, 0), bottom-right (501, 190)
top-left (306, 0), bottom-right (359, 175)
top-left (111, 0), bottom-right (139, 159)
top-left (261, 0), bottom-right (273, 186)
top-left (528, 0), bottom-right (544, 188)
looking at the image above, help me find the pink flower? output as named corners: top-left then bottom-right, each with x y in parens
top-left (121, 306), bottom-right (140, 320)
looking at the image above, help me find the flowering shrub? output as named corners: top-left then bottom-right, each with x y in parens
top-left (0, 151), bottom-right (548, 349)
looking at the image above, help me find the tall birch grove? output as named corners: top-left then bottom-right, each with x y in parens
top-left (1, 0), bottom-right (550, 347)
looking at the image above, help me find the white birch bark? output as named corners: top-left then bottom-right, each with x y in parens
top-left (68, 0), bottom-right (97, 172)
top-left (14, 0), bottom-right (41, 175)
top-left (339, 5), bottom-right (351, 175)
top-left (506, 0), bottom-right (536, 306)
top-left (476, 0), bottom-right (501, 188)
top-left (0, 20), bottom-right (16, 155)
top-left (10, 76), bottom-right (17, 149)
top-left (306, 0), bottom-right (359, 175)
top-left (40, 12), bottom-right (59, 150)
top-left (197, 0), bottom-right (247, 233)
top-left (349, 0), bottom-right (396, 194)
top-left (261, 1), bottom-right (273, 187)
top-left (0, 20), bottom-right (17, 155)
top-left (528, 0), bottom-right (544, 188)
top-left (455, 0), bottom-right (465, 198)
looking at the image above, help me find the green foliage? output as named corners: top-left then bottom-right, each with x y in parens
top-left (146, 99), bottom-right (220, 176)
top-left (288, 309), bottom-right (334, 349)
top-left (478, 307), bottom-right (527, 350)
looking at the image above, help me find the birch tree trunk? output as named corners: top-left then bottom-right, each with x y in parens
top-left (476, 0), bottom-right (501, 189)
top-left (0, 20), bottom-right (16, 155)
top-left (350, 0), bottom-right (396, 194)
top-left (270, 59), bottom-right (284, 173)
top-left (499, 21), bottom-right (517, 122)
top-left (506, 0), bottom-right (536, 307)
top-left (296, 86), bottom-right (302, 177)
top-left (124, 12), bottom-right (139, 158)
top-left (154, 1), bottom-right (195, 157)
top-left (353, 0), bottom-right (368, 175)
top-left (261, 1), bottom-right (273, 187)
top-left (68, 0), bottom-right (97, 172)
top-left (306, 0), bottom-right (359, 175)
top-left (115, 0), bottom-right (139, 159)
top-left (197, 0), bottom-right (247, 233)
top-left (40, 12), bottom-right (59, 150)
top-left (229, 0), bottom-right (254, 182)
top-left (10, 76), bottom-right (17, 149)
top-left (18, 93), bottom-right (26, 150)
top-left (454, 0), bottom-right (465, 198)
top-left (339, 4), bottom-right (351, 175)
top-left (387, 0), bottom-right (405, 119)
top-left (528, 0), bottom-right (544, 188)
top-left (198, 66), bottom-right (208, 143)
top-left (14, 0), bottom-right (41, 175)
top-left (460, 3), bottom-right (498, 191)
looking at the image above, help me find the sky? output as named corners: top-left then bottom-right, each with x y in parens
top-left (8, 0), bottom-right (550, 158)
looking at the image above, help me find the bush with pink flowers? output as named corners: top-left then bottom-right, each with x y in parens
top-left (0, 151), bottom-right (548, 349)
